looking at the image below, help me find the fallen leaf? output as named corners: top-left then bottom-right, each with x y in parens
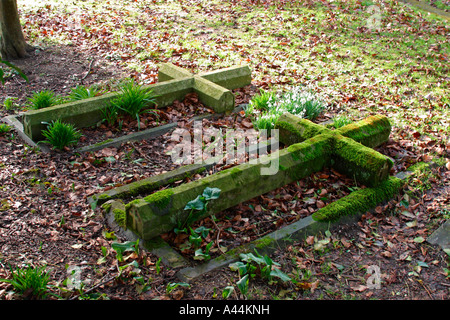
top-left (306, 235), bottom-right (315, 245)
top-left (351, 285), bottom-right (368, 292)
top-left (341, 238), bottom-right (351, 248)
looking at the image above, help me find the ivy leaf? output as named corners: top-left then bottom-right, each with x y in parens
top-left (270, 268), bottom-right (292, 282)
top-left (236, 274), bottom-right (249, 296)
top-left (202, 187), bottom-right (221, 201)
top-left (194, 226), bottom-right (211, 238)
top-left (229, 261), bottom-right (247, 276)
top-left (184, 195), bottom-right (205, 211)
top-left (222, 286), bottom-right (234, 299)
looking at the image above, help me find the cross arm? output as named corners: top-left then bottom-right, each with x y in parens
top-left (275, 113), bottom-right (393, 187)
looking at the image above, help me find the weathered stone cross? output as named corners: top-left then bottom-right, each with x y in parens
top-left (115, 113), bottom-right (402, 240)
top-left (22, 63), bottom-right (251, 141)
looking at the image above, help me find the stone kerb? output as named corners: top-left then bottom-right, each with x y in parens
top-left (22, 63), bottom-right (251, 142)
top-left (110, 113), bottom-right (395, 241)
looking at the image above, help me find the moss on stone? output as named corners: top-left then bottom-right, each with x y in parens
top-left (332, 134), bottom-right (393, 186)
top-left (93, 139), bottom-right (114, 147)
top-left (275, 113), bottom-right (328, 145)
top-left (312, 176), bottom-right (404, 222)
top-left (286, 133), bottom-right (332, 162)
top-left (144, 188), bottom-right (174, 209)
top-left (101, 202), bottom-right (112, 212)
top-left (335, 115), bottom-right (391, 148)
top-left (113, 208), bottom-right (127, 229)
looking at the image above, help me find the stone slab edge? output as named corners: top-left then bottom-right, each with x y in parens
top-left (101, 169), bottom-right (414, 283)
top-left (2, 115), bottom-right (51, 153)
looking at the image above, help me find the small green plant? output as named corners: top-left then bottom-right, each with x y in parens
top-left (111, 239), bottom-right (139, 262)
top-left (101, 103), bottom-right (119, 126)
top-left (229, 249), bottom-right (291, 296)
top-left (244, 89), bottom-right (276, 116)
top-left (0, 264), bottom-right (51, 299)
top-left (181, 187), bottom-right (221, 229)
top-left (41, 120), bottom-right (82, 150)
top-left (194, 241), bottom-right (214, 261)
top-left (331, 115), bottom-right (353, 129)
top-left (222, 285), bottom-right (235, 299)
top-left (28, 90), bottom-right (61, 110)
top-left (3, 97), bottom-right (18, 110)
top-left (0, 123), bottom-right (11, 135)
top-left (166, 282), bottom-right (190, 295)
top-left (110, 79), bottom-right (158, 130)
top-left (67, 85), bottom-right (102, 101)
top-left (247, 87), bottom-right (327, 131)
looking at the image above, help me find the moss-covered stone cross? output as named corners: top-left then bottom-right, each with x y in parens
top-left (23, 63), bottom-right (251, 141)
top-left (109, 113), bottom-right (403, 240)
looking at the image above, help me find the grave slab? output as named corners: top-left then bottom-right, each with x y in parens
top-left (117, 114), bottom-right (393, 240)
top-left (21, 63), bottom-right (251, 141)
top-left (99, 113), bottom-right (409, 282)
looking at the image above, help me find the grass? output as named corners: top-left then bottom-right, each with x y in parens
top-left (41, 119), bottom-right (83, 150)
top-left (27, 90), bottom-right (61, 110)
top-left (67, 85), bottom-right (103, 101)
top-left (109, 79), bottom-right (158, 130)
top-left (0, 264), bottom-right (51, 299)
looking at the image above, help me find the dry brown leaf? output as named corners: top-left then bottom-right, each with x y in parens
top-left (351, 285), bottom-right (368, 292)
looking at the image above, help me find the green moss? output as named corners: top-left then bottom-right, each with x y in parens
top-left (144, 188), bottom-right (174, 209)
top-left (101, 202), bottom-right (112, 212)
top-left (113, 208), bottom-right (127, 229)
top-left (335, 115), bottom-right (391, 148)
top-left (407, 161), bottom-right (430, 173)
top-left (275, 113), bottom-right (328, 145)
top-left (286, 133), bottom-right (332, 162)
top-left (333, 135), bottom-right (393, 171)
top-left (252, 236), bottom-right (276, 250)
top-left (312, 176), bottom-right (404, 222)
top-left (93, 139), bottom-right (114, 147)
top-left (125, 198), bottom-right (143, 211)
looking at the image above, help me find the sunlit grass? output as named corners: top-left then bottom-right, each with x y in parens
top-left (19, 0), bottom-right (449, 139)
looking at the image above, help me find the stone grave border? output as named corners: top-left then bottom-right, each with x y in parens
top-left (2, 63), bottom-right (252, 153)
top-left (95, 113), bottom-right (409, 282)
top-left (102, 173), bottom-right (407, 283)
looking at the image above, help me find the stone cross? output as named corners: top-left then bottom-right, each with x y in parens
top-left (117, 113), bottom-right (401, 240)
top-left (22, 63), bottom-right (251, 141)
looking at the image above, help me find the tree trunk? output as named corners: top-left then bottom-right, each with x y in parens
top-left (0, 0), bottom-right (29, 59)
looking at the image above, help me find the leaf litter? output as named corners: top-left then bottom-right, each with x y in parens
top-left (0, 0), bottom-right (449, 300)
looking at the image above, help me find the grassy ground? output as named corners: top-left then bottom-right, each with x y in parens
top-left (0, 0), bottom-right (448, 301)
top-left (20, 0), bottom-right (449, 139)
